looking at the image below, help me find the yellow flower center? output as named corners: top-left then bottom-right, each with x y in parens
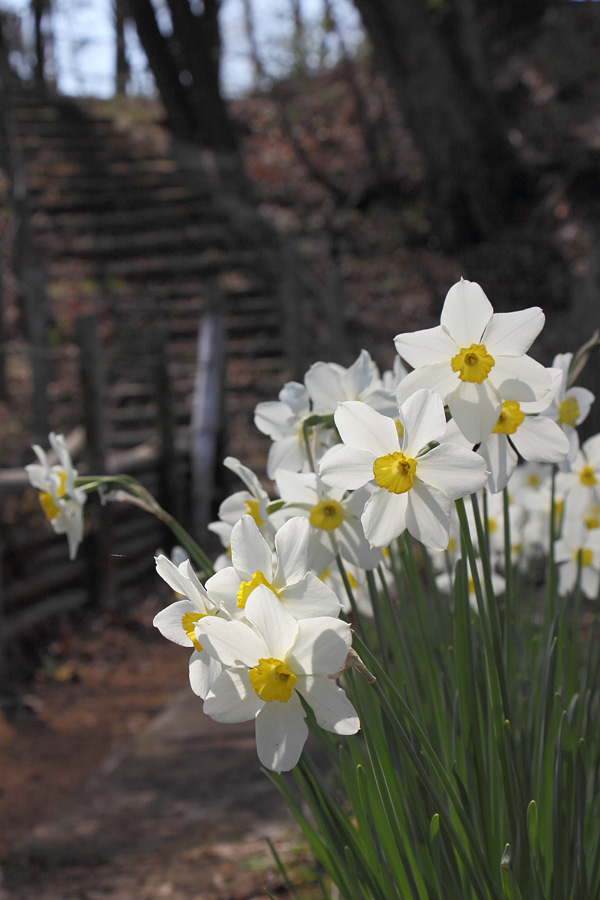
top-left (181, 611), bottom-right (205, 651)
top-left (38, 471), bottom-right (68, 521)
top-left (558, 396), bottom-right (580, 428)
top-left (584, 508), bottom-right (600, 529)
top-left (488, 517), bottom-right (497, 534)
top-left (493, 401), bottom-right (525, 435)
top-left (373, 452), bottom-right (417, 494)
top-left (244, 499), bottom-right (263, 527)
top-left (451, 343), bottom-right (495, 384)
top-left (526, 473), bottom-right (540, 487)
top-left (573, 548), bottom-right (593, 567)
top-left (310, 500), bottom-right (343, 531)
top-left (236, 570), bottom-right (274, 609)
top-left (248, 657), bottom-right (296, 702)
top-left (580, 465), bottom-right (597, 487)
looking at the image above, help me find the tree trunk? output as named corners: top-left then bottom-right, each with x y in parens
top-left (353, 0), bottom-right (522, 247)
top-left (127, 0), bottom-right (198, 141)
top-left (165, 0), bottom-right (238, 152)
top-left (114, 0), bottom-right (130, 95)
top-left (32, 0), bottom-right (45, 85)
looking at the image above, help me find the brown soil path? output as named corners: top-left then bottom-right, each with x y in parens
top-left (0, 596), bottom-right (313, 900)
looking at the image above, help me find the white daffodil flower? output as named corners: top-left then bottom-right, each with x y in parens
top-left (555, 522), bottom-right (600, 599)
top-left (319, 389), bottom-right (489, 551)
top-left (394, 279), bottom-right (551, 444)
top-left (274, 469), bottom-right (383, 571)
top-left (195, 587), bottom-right (359, 772)
top-left (208, 456), bottom-right (277, 557)
top-left (153, 555), bottom-right (222, 699)
top-left (304, 350), bottom-right (397, 417)
top-left (254, 381), bottom-right (312, 478)
top-left (557, 433), bottom-right (600, 518)
top-left (25, 432), bottom-right (87, 560)
top-left (205, 515), bottom-right (342, 621)
top-left (545, 352), bottom-right (595, 464)
top-left (477, 400), bottom-right (570, 493)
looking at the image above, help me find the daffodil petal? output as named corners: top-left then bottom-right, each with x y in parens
top-left (230, 515), bottom-right (273, 579)
top-left (362, 488), bottom-right (408, 547)
top-left (245, 585), bottom-right (299, 661)
top-left (266, 435), bottom-right (306, 479)
top-left (204, 668), bottom-right (263, 722)
top-left (511, 416), bottom-right (570, 463)
top-left (440, 279), bottom-right (493, 346)
top-left (395, 364), bottom-right (460, 405)
top-left (295, 675), bottom-right (359, 734)
top-left (319, 444), bottom-right (375, 490)
top-left (394, 324), bottom-right (457, 368)
top-left (482, 307), bottom-right (545, 356)
top-left (287, 618), bottom-right (352, 675)
top-left (153, 599), bottom-right (198, 646)
top-left (188, 650), bottom-right (222, 699)
top-left (334, 401), bottom-right (399, 456)
top-left (399, 389), bottom-right (448, 455)
top-left (280, 574), bottom-right (342, 619)
top-left (415, 443), bottom-right (488, 500)
top-left (196, 617), bottom-right (268, 668)
top-left (255, 693), bottom-right (307, 772)
top-left (406, 481), bottom-right (452, 551)
top-left (478, 433), bottom-right (517, 493)
top-left (273, 517), bottom-right (310, 587)
top-left (489, 355), bottom-right (551, 402)
top-left (447, 380), bottom-right (502, 444)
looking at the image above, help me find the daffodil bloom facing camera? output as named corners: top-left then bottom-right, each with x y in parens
top-left (274, 469), bottom-right (383, 572)
top-left (205, 515), bottom-right (342, 621)
top-left (319, 389), bottom-right (488, 550)
top-left (26, 432), bottom-right (87, 560)
top-left (394, 279), bottom-right (551, 443)
top-left (195, 587), bottom-right (359, 772)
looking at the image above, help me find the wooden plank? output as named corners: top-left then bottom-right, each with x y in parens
top-left (75, 314), bottom-right (114, 609)
top-left (2, 589), bottom-right (89, 642)
top-left (151, 328), bottom-right (183, 523)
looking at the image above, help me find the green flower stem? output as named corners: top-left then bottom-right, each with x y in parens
top-left (456, 498), bottom-right (523, 857)
top-left (75, 474), bottom-right (214, 578)
top-left (301, 413), bottom-right (336, 475)
top-left (335, 553), bottom-right (366, 639)
top-left (463, 495), bottom-right (511, 720)
top-left (545, 465), bottom-right (558, 619)
top-left (351, 634), bottom-right (502, 900)
top-left (503, 487), bottom-right (513, 664)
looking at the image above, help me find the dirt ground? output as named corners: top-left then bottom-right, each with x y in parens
top-left (0, 590), bottom-right (319, 900)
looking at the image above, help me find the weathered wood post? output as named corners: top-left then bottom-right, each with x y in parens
top-left (325, 266), bottom-right (352, 364)
top-left (151, 327), bottom-right (182, 523)
top-left (75, 314), bottom-right (115, 609)
top-left (190, 286), bottom-right (226, 543)
top-left (281, 242), bottom-right (305, 381)
top-left (0, 535), bottom-right (6, 689)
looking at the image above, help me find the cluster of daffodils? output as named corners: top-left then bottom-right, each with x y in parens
top-left (153, 516), bottom-right (358, 772)
top-left (27, 279), bottom-right (599, 771)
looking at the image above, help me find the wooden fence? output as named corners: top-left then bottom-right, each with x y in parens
top-left (0, 312), bottom-right (224, 685)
